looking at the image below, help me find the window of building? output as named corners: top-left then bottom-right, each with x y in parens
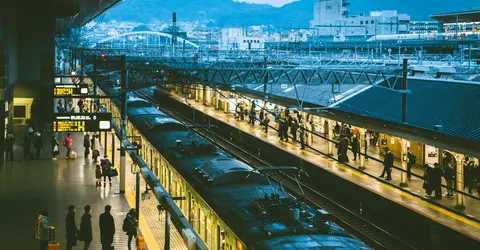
top-left (366, 21), bottom-right (369, 24)
top-left (360, 21), bottom-right (363, 25)
top-left (243, 40), bottom-right (246, 43)
top-left (371, 20), bottom-right (375, 24)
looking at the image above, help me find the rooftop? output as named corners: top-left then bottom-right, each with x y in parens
top-left (430, 9), bottom-right (480, 23)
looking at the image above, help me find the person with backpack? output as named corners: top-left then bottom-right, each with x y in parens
top-left (101, 157), bottom-right (113, 187)
top-left (122, 209), bottom-right (138, 250)
top-left (406, 148), bottom-right (416, 180)
top-left (34, 209), bottom-right (54, 250)
top-left (63, 133), bottom-right (73, 159)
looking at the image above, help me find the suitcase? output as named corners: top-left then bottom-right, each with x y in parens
top-left (48, 243), bottom-right (60, 250)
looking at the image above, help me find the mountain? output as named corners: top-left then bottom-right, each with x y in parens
top-left (102, 0), bottom-right (480, 27)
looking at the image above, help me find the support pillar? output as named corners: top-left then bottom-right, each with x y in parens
top-left (202, 84), bottom-right (207, 105)
top-left (455, 154), bottom-right (465, 209)
top-left (327, 120), bottom-right (334, 156)
top-left (165, 211), bottom-right (171, 250)
top-left (119, 55), bottom-right (128, 194)
top-left (400, 138), bottom-right (409, 187)
top-left (112, 130), bottom-right (115, 166)
top-left (359, 128), bottom-right (366, 170)
top-left (0, 43), bottom-right (5, 164)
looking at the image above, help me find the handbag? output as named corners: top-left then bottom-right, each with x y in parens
top-left (32, 227), bottom-right (38, 240)
top-left (110, 168), bottom-right (118, 177)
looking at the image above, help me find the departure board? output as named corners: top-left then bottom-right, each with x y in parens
top-left (53, 84), bottom-right (89, 96)
top-left (53, 113), bottom-right (112, 132)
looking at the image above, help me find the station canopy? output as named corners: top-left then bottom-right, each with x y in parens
top-left (430, 10), bottom-right (480, 23)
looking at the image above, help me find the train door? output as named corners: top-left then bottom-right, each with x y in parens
top-left (217, 226), bottom-right (226, 250)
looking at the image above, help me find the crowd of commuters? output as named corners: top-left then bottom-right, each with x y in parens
top-left (230, 98), bottom-right (480, 198)
top-left (34, 206), bottom-right (138, 250)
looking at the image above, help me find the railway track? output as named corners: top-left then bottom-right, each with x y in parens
top-left (135, 90), bottom-right (415, 250)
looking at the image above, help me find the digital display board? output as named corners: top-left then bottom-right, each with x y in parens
top-left (53, 113), bottom-right (112, 132)
top-left (53, 84), bottom-right (89, 96)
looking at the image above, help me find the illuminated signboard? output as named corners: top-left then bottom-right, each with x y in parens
top-left (53, 113), bottom-right (112, 132)
top-left (53, 84), bottom-right (89, 96)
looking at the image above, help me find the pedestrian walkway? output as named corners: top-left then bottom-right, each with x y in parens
top-left (0, 126), bottom-right (137, 250)
top-left (0, 124), bottom-right (188, 249)
top-left (165, 90), bottom-right (480, 241)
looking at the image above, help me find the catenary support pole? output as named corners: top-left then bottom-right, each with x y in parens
top-left (359, 127), bottom-right (366, 170)
top-left (136, 170), bottom-right (140, 221)
top-left (400, 138), bottom-right (408, 187)
top-left (112, 130), bottom-right (115, 166)
top-left (104, 131), bottom-right (107, 157)
top-left (119, 55), bottom-right (128, 194)
top-left (327, 120), bottom-right (334, 156)
top-left (401, 58), bottom-right (408, 124)
top-left (165, 211), bottom-right (171, 250)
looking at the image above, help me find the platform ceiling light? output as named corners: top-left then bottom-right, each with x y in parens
top-left (71, 71), bottom-right (76, 76)
top-left (390, 137), bottom-right (395, 145)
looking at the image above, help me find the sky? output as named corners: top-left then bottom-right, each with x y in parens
top-left (234, 0), bottom-right (298, 7)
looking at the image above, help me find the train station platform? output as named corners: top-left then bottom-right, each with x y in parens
top-left (0, 125), bottom-right (186, 249)
top-left (164, 90), bottom-right (480, 242)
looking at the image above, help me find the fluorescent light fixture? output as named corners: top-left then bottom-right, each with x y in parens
top-left (81, 88), bottom-right (88, 94)
top-left (55, 77), bottom-right (61, 83)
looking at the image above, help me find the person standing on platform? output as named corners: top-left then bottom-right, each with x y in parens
top-left (305, 120), bottom-right (313, 146)
top-left (101, 157), bottom-right (113, 187)
top-left (83, 134), bottom-right (91, 158)
top-left (79, 205), bottom-right (93, 250)
top-left (91, 135), bottom-right (100, 162)
top-left (99, 205), bottom-right (115, 250)
top-left (22, 134), bottom-right (32, 160)
top-left (443, 162), bottom-right (456, 197)
top-left (422, 164), bottom-right (433, 195)
top-left (249, 108), bottom-right (256, 126)
top-left (34, 209), bottom-right (53, 250)
top-left (299, 123), bottom-right (306, 150)
top-left (122, 209), bottom-right (138, 250)
top-left (4, 133), bottom-right (15, 161)
top-left (431, 163), bottom-right (444, 199)
top-left (406, 148), bottom-right (416, 180)
top-left (380, 147), bottom-right (394, 181)
top-left (259, 110), bottom-right (264, 123)
top-left (282, 119), bottom-right (289, 142)
top-left (96, 164), bottom-right (103, 187)
top-left (34, 132), bottom-right (43, 160)
top-left (51, 136), bottom-right (60, 160)
top-left (285, 107), bottom-right (290, 117)
top-left (65, 205), bottom-right (78, 250)
top-left (262, 114), bottom-right (270, 133)
top-left (28, 126), bottom-right (35, 145)
top-left (291, 118), bottom-right (298, 141)
top-left (351, 135), bottom-right (360, 161)
top-left (464, 158), bottom-right (475, 194)
top-left (63, 133), bottom-right (73, 159)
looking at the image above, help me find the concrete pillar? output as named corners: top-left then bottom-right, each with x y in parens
top-left (455, 154), bottom-right (465, 209)
top-left (400, 138), bottom-right (408, 187)
top-left (359, 128), bottom-right (366, 170)
top-left (203, 85), bottom-right (209, 105)
top-left (327, 119), bottom-right (334, 156)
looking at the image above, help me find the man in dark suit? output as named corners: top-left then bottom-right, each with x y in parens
top-left (99, 205), bottom-right (115, 250)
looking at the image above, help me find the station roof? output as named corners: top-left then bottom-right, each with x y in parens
top-left (430, 10), bottom-right (480, 23)
top-left (333, 79), bottom-right (480, 143)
